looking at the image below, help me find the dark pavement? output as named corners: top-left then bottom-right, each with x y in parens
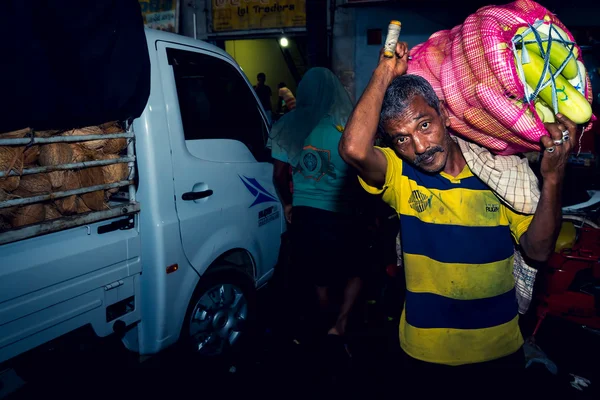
top-left (4, 282), bottom-right (395, 399)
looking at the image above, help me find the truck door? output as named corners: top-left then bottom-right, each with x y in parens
top-left (156, 41), bottom-right (282, 280)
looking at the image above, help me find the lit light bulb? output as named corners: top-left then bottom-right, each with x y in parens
top-left (279, 37), bottom-right (289, 47)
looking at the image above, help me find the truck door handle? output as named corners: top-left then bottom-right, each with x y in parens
top-left (182, 189), bottom-right (213, 201)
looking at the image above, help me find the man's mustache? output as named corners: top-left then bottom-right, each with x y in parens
top-left (414, 146), bottom-right (444, 165)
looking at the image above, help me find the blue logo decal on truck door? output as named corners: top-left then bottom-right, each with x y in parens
top-left (239, 176), bottom-right (278, 208)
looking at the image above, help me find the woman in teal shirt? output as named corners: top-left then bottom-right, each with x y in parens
top-left (271, 68), bottom-right (367, 356)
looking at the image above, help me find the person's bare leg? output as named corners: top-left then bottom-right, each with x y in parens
top-left (327, 277), bottom-right (363, 336)
top-left (315, 286), bottom-right (335, 334)
top-left (316, 286), bottom-right (329, 310)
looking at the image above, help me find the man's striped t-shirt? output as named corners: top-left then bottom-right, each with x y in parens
top-left (360, 147), bottom-right (533, 366)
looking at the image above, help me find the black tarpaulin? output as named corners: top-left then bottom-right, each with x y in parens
top-left (0, 0), bottom-right (150, 132)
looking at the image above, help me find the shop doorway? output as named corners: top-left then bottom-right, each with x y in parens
top-left (225, 37), bottom-right (307, 120)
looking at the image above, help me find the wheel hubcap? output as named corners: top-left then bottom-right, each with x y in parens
top-left (188, 283), bottom-right (248, 356)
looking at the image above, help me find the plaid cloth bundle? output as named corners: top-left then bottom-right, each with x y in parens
top-left (407, 0), bottom-right (594, 156)
top-left (457, 137), bottom-right (540, 314)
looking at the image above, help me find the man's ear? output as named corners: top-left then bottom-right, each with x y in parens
top-left (439, 100), bottom-right (451, 128)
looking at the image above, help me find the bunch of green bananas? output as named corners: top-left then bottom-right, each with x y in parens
top-left (514, 25), bottom-right (592, 125)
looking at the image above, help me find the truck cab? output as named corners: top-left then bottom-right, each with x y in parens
top-left (130, 29), bottom-right (283, 355)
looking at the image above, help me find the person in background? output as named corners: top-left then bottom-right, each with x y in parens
top-left (254, 72), bottom-right (273, 121)
top-left (277, 82), bottom-right (296, 115)
top-left (339, 42), bottom-right (575, 397)
top-left (271, 67), bottom-right (367, 360)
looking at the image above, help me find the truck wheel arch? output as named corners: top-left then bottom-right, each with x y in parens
top-left (203, 248), bottom-right (256, 280)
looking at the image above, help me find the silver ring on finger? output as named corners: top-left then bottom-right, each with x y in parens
top-left (562, 129), bottom-right (570, 141)
top-left (553, 139), bottom-right (564, 146)
top-left (546, 146), bottom-right (556, 153)
top-left (563, 134), bottom-right (570, 141)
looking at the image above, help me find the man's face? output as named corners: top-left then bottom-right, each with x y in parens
top-left (258, 76), bottom-right (265, 85)
top-left (382, 95), bottom-right (452, 173)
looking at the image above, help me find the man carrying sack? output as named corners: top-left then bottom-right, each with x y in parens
top-left (339, 41), bottom-right (575, 396)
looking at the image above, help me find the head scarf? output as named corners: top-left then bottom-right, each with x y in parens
top-left (270, 67), bottom-right (353, 166)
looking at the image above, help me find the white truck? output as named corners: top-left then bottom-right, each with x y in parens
top-left (0, 29), bottom-right (283, 367)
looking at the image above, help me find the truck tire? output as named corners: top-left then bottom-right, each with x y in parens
top-left (180, 267), bottom-right (257, 359)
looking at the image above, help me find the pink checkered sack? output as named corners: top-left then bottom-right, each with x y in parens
top-left (406, 0), bottom-right (595, 155)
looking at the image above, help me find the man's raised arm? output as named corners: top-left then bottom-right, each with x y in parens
top-left (339, 42), bottom-right (409, 188)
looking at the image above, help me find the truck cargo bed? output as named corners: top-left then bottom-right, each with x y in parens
top-left (0, 124), bottom-right (139, 245)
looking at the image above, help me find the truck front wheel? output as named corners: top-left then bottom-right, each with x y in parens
top-left (181, 268), bottom-right (257, 358)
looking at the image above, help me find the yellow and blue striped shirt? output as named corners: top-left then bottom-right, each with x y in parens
top-left (360, 147), bottom-right (533, 366)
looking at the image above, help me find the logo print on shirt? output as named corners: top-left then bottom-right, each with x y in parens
top-left (296, 146), bottom-right (336, 182)
top-left (486, 204), bottom-right (500, 213)
top-left (408, 190), bottom-right (430, 213)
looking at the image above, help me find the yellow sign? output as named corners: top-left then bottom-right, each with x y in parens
top-left (212, 0), bottom-right (306, 32)
top-left (139, 0), bottom-right (179, 32)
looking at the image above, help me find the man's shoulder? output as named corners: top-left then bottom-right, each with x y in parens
top-left (375, 146), bottom-right (403, 166)
top-left (374, 145), bottom-right (394, 154)
top-left (373, 146), bottom-right (405, 187)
